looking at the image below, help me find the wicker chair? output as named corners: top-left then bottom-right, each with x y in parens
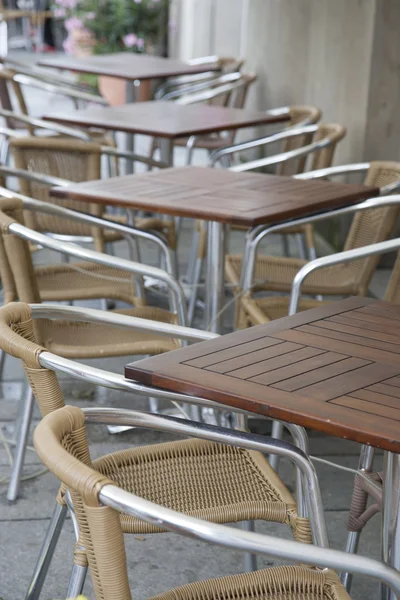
top-left (0, 302), bottom-right (314, 599)
top-left (7, 135), bottom-right (177, 252)
top-left (186, 122), bottom-right (342, 325)
top-left (0, 194), bottom-right (190, 499)
top-left (229, 162), bottom-right (400, 328)
top-left (32, 404), bottom-right (400, 600)
top-left (150, 71), bottom-right (257, 166)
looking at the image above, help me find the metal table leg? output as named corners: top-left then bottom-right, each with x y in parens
top-left (382, 452), bottom-right (400, 600)
top-left (205, 221), bottom-right (225, 334)
top-left (124, 80), bottom-right (137, 174)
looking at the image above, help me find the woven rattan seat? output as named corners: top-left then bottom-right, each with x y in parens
top-left (237, 296), bottom-right (330, 328)
top-left (93, 437), bottom-right (310, 538)
top-left (150, 565), bottom-right (350, 600)
top-left (228, 161), bottom-right (400, 327)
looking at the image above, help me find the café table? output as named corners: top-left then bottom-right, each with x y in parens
top-left (125, 296), bottom-right (400, 592)
top-left (38, 52), bottom-right (219, 103)
top-left (42, 100), bottom-right (290, 169)
top-left (39, 53), bottom-right (220, 172)
top-left (50, 166), bottom-right (378, 332)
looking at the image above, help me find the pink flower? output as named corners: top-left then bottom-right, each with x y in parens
top-left (54, 7), bottom-right (66, 17)
top-left (65, 16), bottom-right (84, 30)
top-left (55, 0), bottom-right (77, 8)
top-left (123, 33), bottom-right (138, 48)
top-left (136, 37), bottom-right (145, 49)
top-left (85, 11), bottom-right (95, 19)
top-left (62, 35), bottom-right (76, 54)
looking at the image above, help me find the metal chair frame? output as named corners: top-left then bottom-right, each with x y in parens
top-left (34, 404), bottom-right (400, 599)
top-left (210, 123), bottom-right (341, 172)
top-left (22, 302), bottom-right (310, 600)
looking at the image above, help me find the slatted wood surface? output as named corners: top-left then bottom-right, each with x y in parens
top-left (51, 167), bottom-right (378, 227)
top-left (43, 101), bottom-right (290, 139)
top-left (38, 53), bottom-right (220, 81)
top-left (126, 297), bottom-right (400, 452)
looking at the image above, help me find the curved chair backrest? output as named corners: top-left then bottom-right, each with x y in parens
top-left (9, 136), bottom-right (109, 251)
top-left (278, 105), bottom-right (322, 175)
top-left (343, 161), bottom-right (400, 293)
top-left (34, 404), bottom-right (400, 600)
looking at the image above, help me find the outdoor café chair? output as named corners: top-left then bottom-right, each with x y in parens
top-left (150, 71), bottom-right (257, 166)
top-left (185, 122), bottom-right (342, 325)
top-left (0, 126), bottom-right (176, 251)
top-left (0, 301), bottom-right (313, 599)
top-left (0, 194), bottom-right (190, 498)
top-left (33, 403), bottom-right (400, 600)
top-left (229, 165), bottom-right (400, 329)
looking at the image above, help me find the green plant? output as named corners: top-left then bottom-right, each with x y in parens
top-left (54, 0), bottom-right (168, 56)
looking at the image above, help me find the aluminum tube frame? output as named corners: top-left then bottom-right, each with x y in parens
top-left (8, 220), bottom-right (188, 324)
top-left (83, 407), bottom-right (327, 546)
top-left (289, 235), bottom-right (400, 316)
top-left (382, 452), bottom-right (400, 600)
top-left (99, 482), bottom-right (400, 597)
top-left (31, 303), bottom-right (217, 342)
top-left (0, 109), bottom-right (92, 141)
top-left (0, 166), bottom-right (70, 187)
top-left (164, 72), bottom-right (243, 102)
top-left (5, 189), bottom-right (176, 276)
top-left (341, 444), bottom-right (375, 592)
top-left (210, 124), bottom-right (318, 165)
top-left (14, 73), bottom-right (108, 105)
top-left (294, 163), bottom-right (370, 180)
top-left (205, 221), bottom-right (225, 333)
top-left (241, 195), bottom-right (400, 292)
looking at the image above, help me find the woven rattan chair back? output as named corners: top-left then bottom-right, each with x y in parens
top-left (384, 251), bottom-right (400, 304)
top-left (0, 68), bottom-right (33, 133)
top-left (9, 136), bottom-right (109, 250)
top-left (277, 105), bottom-right (321, 176)
top-left (34, 405), bottom-right (353, 600)
top-left (342, 161), bottom-right (400, 293)
top-left (276, 122), bottom-right (345, 177)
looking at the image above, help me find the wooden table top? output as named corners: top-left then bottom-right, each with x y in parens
top-left (50, 166), bottom-right (379, 227)
top-left (126, 297), bottom-right (400, 453)
top-left (43, 101), bottom-right (289, 139)
top-left (38, 53), bottom-right (219, 81)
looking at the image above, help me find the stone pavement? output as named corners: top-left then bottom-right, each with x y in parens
top-left (0, 51), bottom-right (390, 600)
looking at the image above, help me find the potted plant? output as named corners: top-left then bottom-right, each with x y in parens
top-left (53, 0), bottom-right (169, 104)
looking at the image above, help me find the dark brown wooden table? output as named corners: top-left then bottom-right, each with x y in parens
top-left (50, 166), bottom-right (378, 332)
top-left (126, 296), bottom-right (400, 578)
top-left (43, 101), bottom-right (290, 167)
top-left (38, 53), bottom-right (219, 84)
top-left (126, 296), bottom-right (400, 452)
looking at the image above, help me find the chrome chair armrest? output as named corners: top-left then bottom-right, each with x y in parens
top-left (82, 406), bottom-right (326, 546)
top-left (0, 109), bottom-right (92, 141)
top-left (155, 72), bottom-right (220, 100)
top-left (294, 163), bottom-right (370, 180)
top-left (97, 477), bottom-right (400, 597)
top-left (289, 235), bottom-right (400, 315)
top-left (229, 135), bottom-right (331, 173)
top-left (162, 71), bottom-right (242, 102)
top-left (13, 73), bottom-right (107, 105)
top-left (31, 303), bottom-right (216, 342)
top-left (0, 186), bottom-right (175, 275)
top-left (0, 166), bottom-right (70, 187)
top-left (242, 194), bottom-right (400, 291)
top-left (0, 125), bottom-right (25, 138)
top-left (100, 145), bottom-right (169, 169)
top-left (209, 125), bottom-right (317, 166)
top-left (6, 219), bottom-right (188, 324)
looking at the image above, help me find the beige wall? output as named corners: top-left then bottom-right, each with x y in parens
top-left (170, 0), bottom-right (400, 164)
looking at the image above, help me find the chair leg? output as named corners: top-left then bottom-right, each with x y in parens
top-left (148, 397), bottom-right (159, 413)
top-left (242, 521), bottom-right (257, 572)
top-left (281, 234), bottom-right (290, 257)
top-left (296, 234), bottom-right (307, 260)
top-left (25, 502), bottom-right (68, 600)
top-left (268, 421), bottom-right (284, 471)
top-left (7, 384), bottom-right (34, 502)
top-left (66, 564), bottom-right (88, 599)
top-left (187, 257), bottom-right (203, 326)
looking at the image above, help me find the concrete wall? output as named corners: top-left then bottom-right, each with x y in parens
top-left (169, 0), bottom-right (400, 165)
